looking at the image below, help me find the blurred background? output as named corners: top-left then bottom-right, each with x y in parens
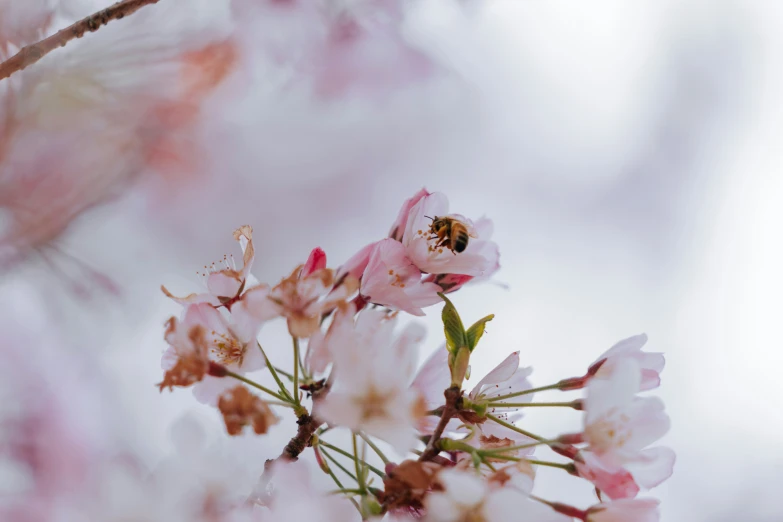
top-left (2, 0), bottom-right (782, 520)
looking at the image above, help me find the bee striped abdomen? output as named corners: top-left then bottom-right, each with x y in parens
top-left (451, 224), bottom-right (469, 253)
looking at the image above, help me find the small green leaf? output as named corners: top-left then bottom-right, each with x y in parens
top-left (466, 314), bottom-right (495, 351)
top-left (439, 293), bottom-right (466, 353)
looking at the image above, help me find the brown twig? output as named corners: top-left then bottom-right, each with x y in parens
top-left (418, 386), bottom-right (462, 462)
top-left (263, 385), bottom-right (328, 473)
top-left (0, 0), bottom-right (161, 82)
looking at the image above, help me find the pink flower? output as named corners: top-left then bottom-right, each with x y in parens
top-left (162, 303), bottom-right (265, 405)
top-left (317, 307), bottom-right (427, 452)
top-left (586, 498), bottom-right (660, 522)
top-left (311, 3), bottom-right (435, 99)
top-left (424, 468), bottom-right (569, 522)
top-left (401, 192), bottom-right (500, 277)
top-left (0, 0), bottom-right (52, 47)
top-left (412, 349), bottom-right (536, 448)
top-left (247, 247), bottom-right (358, 337)
top-left (389, 187), bottom-right (431, 241)
top-left (575, 447), bottom-right (675, 500)
top-left (574, 452), bottom-right (640, 500)
top-left (588, 334), bottom-right (665, 391)
top-left (360, 239), bottom-right (443, 316)
top-left (162, 225), bottom-right (256, 307)
top-left (583, 358), bottom-right (670, 463)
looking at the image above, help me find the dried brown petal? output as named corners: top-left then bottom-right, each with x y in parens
top-left (158, 323), bottom-right (210, 392)
top-left (218, 385), bottom-right (279, 436)
top-left (380, 460), bottom-right (442, 511)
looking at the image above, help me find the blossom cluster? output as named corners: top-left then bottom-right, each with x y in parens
top-left (155, 188), bottom-right (674, 521)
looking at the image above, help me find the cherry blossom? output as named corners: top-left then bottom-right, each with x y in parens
top-left (588, 334), bottom-right (665, 391)
top-left (389, 187), bottom-right (431, 241)
top-left (317, 307), bottom-right (427, 452)
top-left (162, 225), bottom-right (256, 307)
top-left (585, 498), bottom-right (660, 522)
top-left (312, 5), bottom-right (435, 99)
top-left (247, 247), bottom-right (359, 338)
top-left (0, 0), bottom-right (53, 48)
top-left (401, 191), bottom-right (500, 276)
top-left (576, 445), bottom-right (675, 501)
top-left (574, 452), bottom-right (640, 500)
top-left (360, 239), bottom-right (444, 316)
top-left (424, 468), bottom-right (568, 522)
top-left (217, 385), bottom-right (280, 436)
top-left (160, 303), bottom-right (265, 404)
top-left (336, 239), bottom-right (443, 316)
top-left (412, 348), bottom-right (535, 445)
top-left (0, 1), bottom-right (238, 269)
top-left (582, 358), bottom-right (671, 463)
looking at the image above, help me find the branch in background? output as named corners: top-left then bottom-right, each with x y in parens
top-left (0, 0), bottom-right (162, 81)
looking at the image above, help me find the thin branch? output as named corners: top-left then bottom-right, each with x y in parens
top-left (418, 385), bottom-right (462, 462)
top-left (0, 0), bottom-right (162, 82)
top-left (263, 384), bottom-right (328, 472)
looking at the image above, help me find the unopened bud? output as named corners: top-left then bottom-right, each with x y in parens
top-left (557, 376), bottom-right (587, 391)
top-left (360, 495), bottom-right (382, 517)
top-left (208, 361), bottom-right (228, 377)
top-left (312, 438), bottom-right (331, 474)
top-left (450, 346), bottom-right (471, 388)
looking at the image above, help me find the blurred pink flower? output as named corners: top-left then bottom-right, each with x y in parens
top-left (0, 3), bottom-right (239, 270)
top-left (588, 334), bottom-right (665, 391)
top-left (402, 192), bottom-right (500, 277)
top-left (0, 0), bottom-right (53, 48)
top-left (255, 461), bottom-right (358, 522)
top-left (312, 9), bottom-right (435, 99)
top-left (586, 498), bottom-right (660, 522)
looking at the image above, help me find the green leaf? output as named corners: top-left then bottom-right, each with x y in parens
top-left (466, 314), bottom-right (495, 351)
top-left (439, 293), bottom-right (466, 353)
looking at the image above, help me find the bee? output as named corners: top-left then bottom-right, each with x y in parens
top-left (426, 214), bottom-right (475, 254)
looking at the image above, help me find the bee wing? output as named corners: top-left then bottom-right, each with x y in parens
top-left (445, 214), bottom-right (478, 237)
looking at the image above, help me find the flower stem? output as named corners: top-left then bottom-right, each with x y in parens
top-left (488, 382), bottom-right (563, 402)
top-left (257, 342), bottom-right (293, 401)
top-left (481, 440), bottom-right (555, 454)
top-left (319, 440), bottom-right (385, 479)
top-left (264, 400), bottom-right (296, 409)
top-left (524, 459), bottom-right (575, 471)
top-left (292, 337), bottom-right (301, 406)
top-left (272, 366), bottom-right (294, 380)
top-left (223, 370), bottom-right (289, 403)
top-left (486, 414), bottom-right (546, 442)
top-left (318, 448), bottom-right (361, 514)
top-left (320, 447), bottom-right (359, 482)
top-left (359, 433), bottom-right (390, 465)
top-left (491, 401), bottom-right (580, 409)
top-left (352, 433), bottom-right (365, 493)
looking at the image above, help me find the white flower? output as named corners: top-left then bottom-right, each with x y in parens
top-left (317, 306), bottom-right (427, 453)
top-left (424, 469), bottom-right (568, 522)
